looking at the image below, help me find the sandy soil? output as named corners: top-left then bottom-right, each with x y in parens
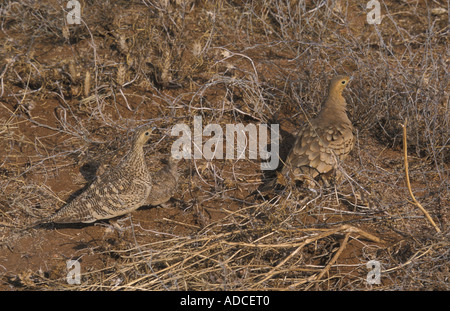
top-left (0, 0), bottom-right (448, 290)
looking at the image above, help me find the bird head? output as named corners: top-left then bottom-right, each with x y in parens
top-left (329, 75), bottom-right (351, 95)
top-left (134, 125), bottom-right (156, 146)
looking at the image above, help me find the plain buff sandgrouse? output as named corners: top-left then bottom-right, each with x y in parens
top-left (146, 156), bottom-right (179, 207)
top-left (43, 126), bottom-right (154, 224)
top-left (278, 75), bottom-right (355, 188)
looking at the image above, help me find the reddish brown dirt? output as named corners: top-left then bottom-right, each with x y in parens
top-left (0, 0), bottom-right (448, 290)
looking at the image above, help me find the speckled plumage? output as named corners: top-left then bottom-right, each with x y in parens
top-left (146, 157), bottom-right (179, 207)
top-left (46, 126), bottom-right (154, 223)
top-left (281, 75), bottom-right (354, 185)
top-left (262, 75), bottom-right (354, 190)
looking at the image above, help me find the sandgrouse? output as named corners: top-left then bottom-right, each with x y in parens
top-left (146, 156), bottom-right (179, 207)
top-left (277, 75), bottom-right (354, 188)
top-left (44, 126), bottom-right (154, 224)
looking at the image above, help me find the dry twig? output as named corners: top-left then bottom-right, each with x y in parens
top-left (400, 119), bottom-right (441, 233)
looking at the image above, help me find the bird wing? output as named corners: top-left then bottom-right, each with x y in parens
top-left (49, 168), bottom-right (151, 223)
top-left (282, 122), bottom-right (354, 177)
top-left (322, 124), bottom-right (355, 161)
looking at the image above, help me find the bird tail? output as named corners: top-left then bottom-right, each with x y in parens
top-left (0, 216), bottom-right (50, 232)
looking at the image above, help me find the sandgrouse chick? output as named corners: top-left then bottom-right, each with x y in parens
top-left (279, 75), bottom-right (354, 187)
top-left (146, 156), bottom-right (179, 207)
top-left (45, 126), bottom-right (154, 224)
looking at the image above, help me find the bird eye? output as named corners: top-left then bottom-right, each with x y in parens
top-left (145, 132), bottom-right (149, 136)
top-left (341, 80), bottom-right (346, 84)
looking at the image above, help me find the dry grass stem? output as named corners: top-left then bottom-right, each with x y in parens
top-left (0, 0), bottom-right (447, 291)
top-left (401, 119), bottom-right (441, 233)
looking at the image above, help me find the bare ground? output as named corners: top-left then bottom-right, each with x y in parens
top-left (0, 0), bottom-right (448, 290)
